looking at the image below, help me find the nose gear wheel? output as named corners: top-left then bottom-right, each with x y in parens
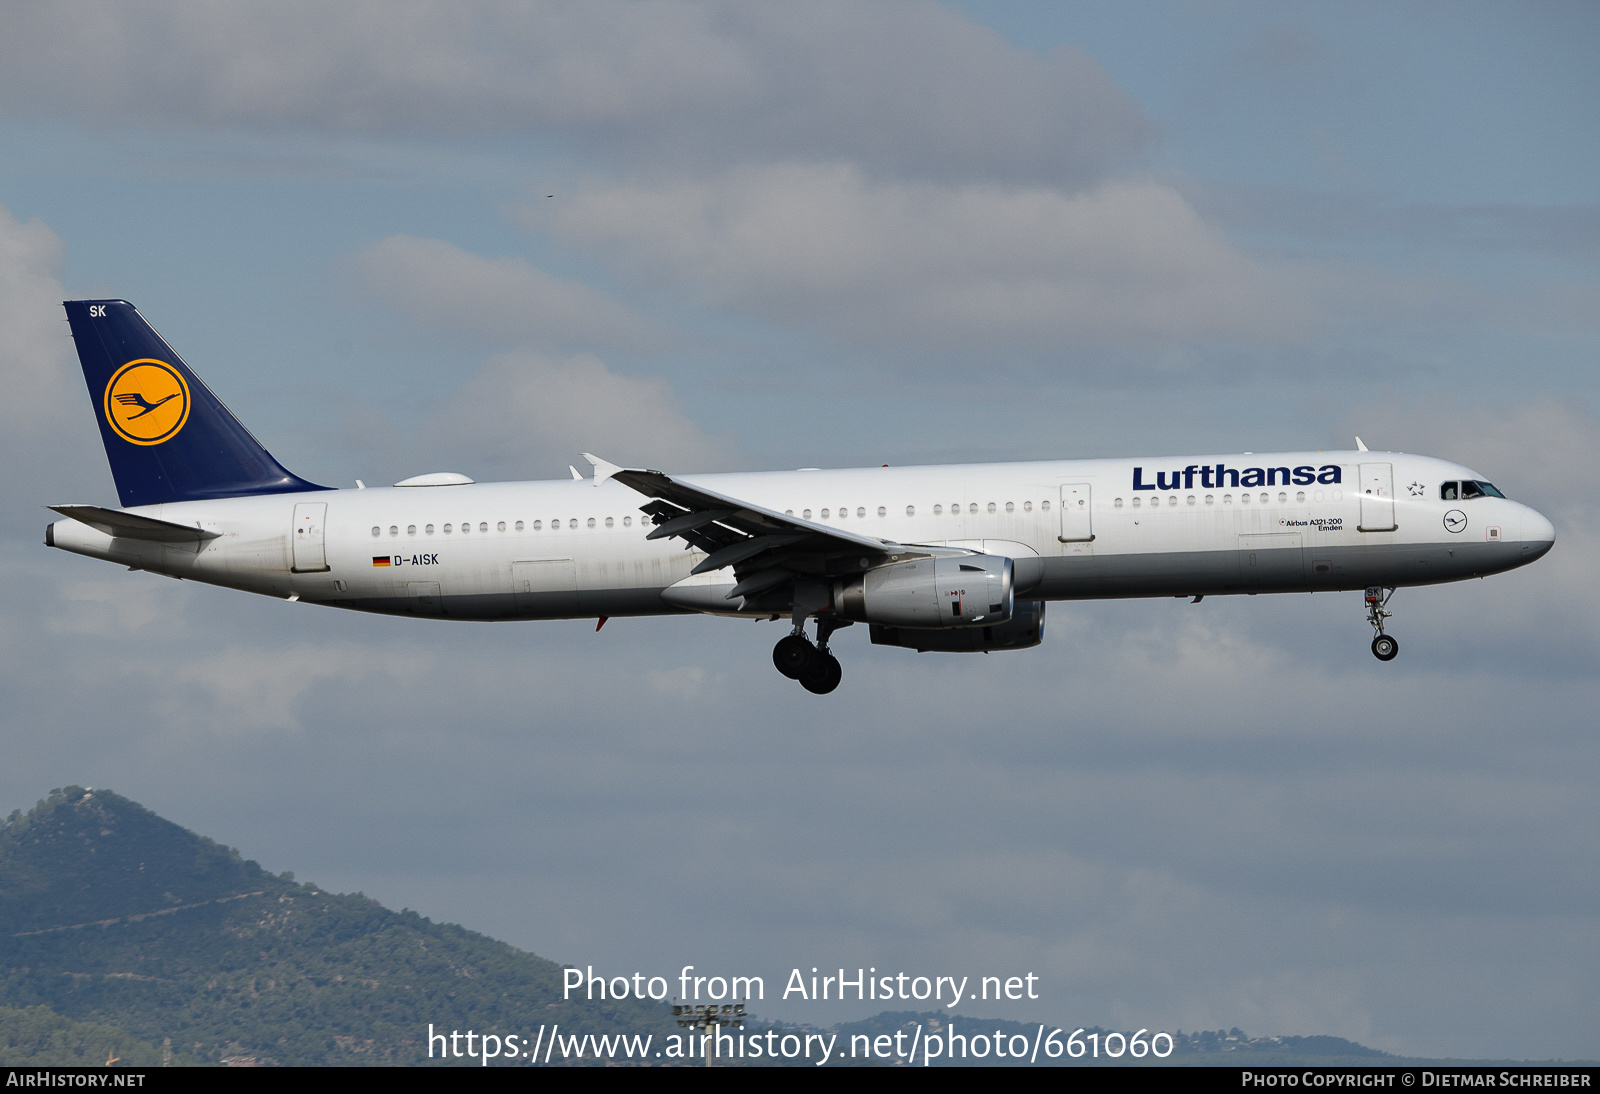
top-left (1364, 586), bottom-right (1398, 661)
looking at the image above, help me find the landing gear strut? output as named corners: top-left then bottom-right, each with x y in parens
top-left (1365, 586), bottom-right (1398, 661)
top-left (772, 616), bottom-right (846, 694)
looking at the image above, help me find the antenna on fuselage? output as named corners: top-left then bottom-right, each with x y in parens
top-left (1355, 437), bottom-right (1369, 451)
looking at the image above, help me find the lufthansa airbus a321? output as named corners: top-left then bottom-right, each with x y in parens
top-left (45, 301), bottom-right (1556, 694)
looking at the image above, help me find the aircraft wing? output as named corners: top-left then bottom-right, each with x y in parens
top-left (583, 454), bottom-right (902, 600)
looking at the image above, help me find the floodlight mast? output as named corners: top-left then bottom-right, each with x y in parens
top-left (672, 1002), bottom-right (747, 1067)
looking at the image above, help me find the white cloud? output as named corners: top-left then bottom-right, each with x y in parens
top-left (0, 0), bottom-right (1149, 184)
top-left (162, 643), bottom-right (414, 733)
top-left (420, 348), bottom-right (734, 478)
top-left (348, 235), bottom-right (661, 351)
top-left (1337, 399), bottom-right (1600, 665)
top-left (0, 203), bottom-right (106, 523)
top-left (536, 165), bottom-right (1317, 355)
top-left (0, 206), bottom-right (81, 440)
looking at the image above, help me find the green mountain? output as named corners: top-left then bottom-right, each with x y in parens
top-left (0, 787), bottom-right (673, 1066)
top-left (7, 787), bottom-right (1577, 1069)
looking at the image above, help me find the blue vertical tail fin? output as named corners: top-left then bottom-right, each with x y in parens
top-left (63, 300), bottom-right (327, 508)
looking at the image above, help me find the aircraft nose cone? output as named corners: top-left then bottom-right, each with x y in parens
top-left (1521, 507), bottom-right (1555, 561)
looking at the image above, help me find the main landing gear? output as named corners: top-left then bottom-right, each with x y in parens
top-left (773, 617), bottom-right (846, 694)
top-left (1365, 586), bottom-right (1399, 661)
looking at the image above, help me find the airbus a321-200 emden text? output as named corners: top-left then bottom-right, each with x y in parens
top-left (46, 301), bottom-right (1555, 694)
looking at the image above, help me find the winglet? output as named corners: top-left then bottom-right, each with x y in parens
top-left (581, 452), bottom-right (627, 487)
top-left (1355, 436), bottom-right (1369, 452)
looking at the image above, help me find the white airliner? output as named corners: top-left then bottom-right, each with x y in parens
top-left (47, 301), bottom-right (1556, 693)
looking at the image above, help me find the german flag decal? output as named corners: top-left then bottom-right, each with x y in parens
top-left (372, 556), bottom-right (392, 567)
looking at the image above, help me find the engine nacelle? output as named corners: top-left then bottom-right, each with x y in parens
top-left (832, 554), bottom-right (1012, 628)
top-left (869, 600), bottom-right (1045, 653)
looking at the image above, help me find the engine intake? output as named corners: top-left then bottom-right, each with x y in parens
top-left (833, 554), bottom-right (1012, 628)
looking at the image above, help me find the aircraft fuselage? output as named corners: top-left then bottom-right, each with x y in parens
top-left (47, 451), bottom-right (1554, 622)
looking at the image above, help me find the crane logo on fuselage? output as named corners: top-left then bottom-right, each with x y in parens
top-left (1132, 463), bottom-right (1343, 491)
top-left (103, 359), bottom-right (191, 446)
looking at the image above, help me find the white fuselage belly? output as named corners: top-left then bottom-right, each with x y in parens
top-left (48, 451), bottom-right (1551, 622)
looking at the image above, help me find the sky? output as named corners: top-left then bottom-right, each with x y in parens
top-left (1, 0), bottom-right (1597, 1060)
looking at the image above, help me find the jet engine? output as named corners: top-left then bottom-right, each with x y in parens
top-left (869, 600), bottom-right (1045, 653)
top-left (831, 554), bottom-right (1012, 628)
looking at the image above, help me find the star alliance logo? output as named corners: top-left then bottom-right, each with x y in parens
top-left (1407, 481), bottom-right (1425, 496)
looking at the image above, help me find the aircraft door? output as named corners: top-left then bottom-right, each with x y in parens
top-left (406, 581), bottom-right (442, 614)
top-left (512, 558), bottom-right (579, 617)
top-left (291, 502), bottom-right (329, 573)
top-left (1358, 463), bottom-right (1397, 532)
top-left (1239, 532), bottom-right (1306, 588)
top-left (1058, 484), bottom-right (1094, 543)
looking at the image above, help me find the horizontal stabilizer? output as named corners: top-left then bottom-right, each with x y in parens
top-left (48, 505), bottom-right (221, 543)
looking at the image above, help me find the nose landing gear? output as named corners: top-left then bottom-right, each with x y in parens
top-left (1366, 586), bottom-right (1398, 661)
top-left (772, 617), bottom-right (846, 693)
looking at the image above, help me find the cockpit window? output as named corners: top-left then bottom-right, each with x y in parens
top-left (1443, 480), bottom-right (1507, 500)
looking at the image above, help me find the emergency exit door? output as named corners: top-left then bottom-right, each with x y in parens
top-left (1058, 484), bottom-right (1094, 542)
